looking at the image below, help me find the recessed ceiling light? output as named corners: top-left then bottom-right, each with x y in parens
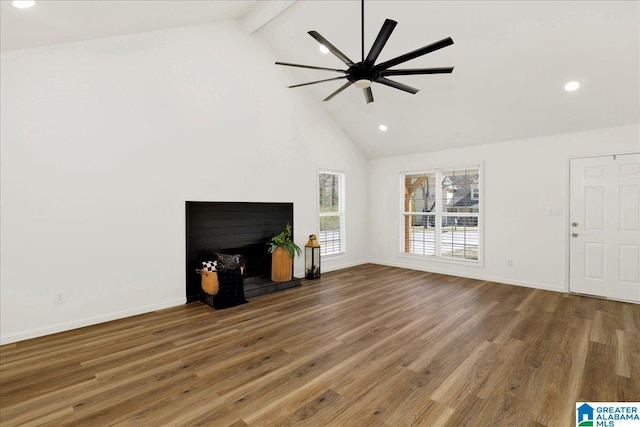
top-left (12, 0), bottom-right (35, 8)
top-left (319, 45), bottom-right (329, 54)
top-left (564, 81), bottom-right (580, 92)
top-left (379, 124), bottom-right (388, 132)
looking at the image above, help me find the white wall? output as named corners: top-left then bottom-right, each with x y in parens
top-left (0, 21), bottom-right (369, 344)
top-left (368, 124), bottom-right (639, 292)
top-left (2, 19), bottom-right (637, 346)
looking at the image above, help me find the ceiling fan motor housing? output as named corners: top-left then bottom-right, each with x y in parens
top-left (347, 64), bottom-right (380, 85)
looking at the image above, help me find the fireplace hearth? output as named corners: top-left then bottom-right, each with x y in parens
top-left (220, 243), bottom-right (301, 299)
top-left (185, 202), bottom-right (301, 303)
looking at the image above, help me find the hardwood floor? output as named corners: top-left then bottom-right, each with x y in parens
top-left (1, 264), bottom-right (639, 426)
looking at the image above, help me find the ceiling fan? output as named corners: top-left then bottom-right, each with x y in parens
top-left (275, 0), bottom-right (454, 104)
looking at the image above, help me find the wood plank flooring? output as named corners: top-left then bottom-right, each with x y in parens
top-left (1, 264), bottom-right (639, 426)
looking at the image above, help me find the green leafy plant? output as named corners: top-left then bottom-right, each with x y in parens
top-left (268, 222), bottom-right (301, 259)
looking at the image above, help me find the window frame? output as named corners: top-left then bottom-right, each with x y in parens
top-left (318, 169), bottom-right (346, 257)
top-left (400, 164), bottom-right (483, 265)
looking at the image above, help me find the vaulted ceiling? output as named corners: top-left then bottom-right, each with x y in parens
top-left (2, 0), bottom-right (638, 158)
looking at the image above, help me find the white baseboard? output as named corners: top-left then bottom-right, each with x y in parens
top-left (294, 259), bottom-right (366, 277)
top-left (321, 260), bottom-right (367, 273)
top-left (1, 262), bottom-right (567, 345)
top-left (364, 259), bottom-right (566, 294)
top-left (0, 298), bottom-right (185, 345)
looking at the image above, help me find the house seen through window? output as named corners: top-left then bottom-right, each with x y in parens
top-left (319, 171), bottom-right (345, 256)
top-left (403, 167), bottom-right (480, 261)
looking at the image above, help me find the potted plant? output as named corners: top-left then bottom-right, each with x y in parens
top-left (268, 222), bottom-right (301, 282)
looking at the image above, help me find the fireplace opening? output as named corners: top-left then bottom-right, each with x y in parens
top-left (220, 242), bottom-right (270, 279)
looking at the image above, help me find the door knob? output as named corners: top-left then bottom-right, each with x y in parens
top-left (572, 233), bottom-right (578, 237)
top-left (572, 222), bottom-right (578, 227)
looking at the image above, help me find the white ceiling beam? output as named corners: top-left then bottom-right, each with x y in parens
top-left (240, 0), bottom-right (297, 34)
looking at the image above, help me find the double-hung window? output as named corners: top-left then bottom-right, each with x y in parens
top-left (319, 170), bottom-right (345, 256)
top-left (402, 166), bottom-right (481, 261)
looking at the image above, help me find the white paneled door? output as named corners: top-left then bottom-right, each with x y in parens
top-left (569, 153), bottom-right (640, 302)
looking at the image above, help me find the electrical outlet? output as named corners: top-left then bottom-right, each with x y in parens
top-left (507, 259), bottom-right (513, 268)
top-left (54, 292), bottom-right (64, 304)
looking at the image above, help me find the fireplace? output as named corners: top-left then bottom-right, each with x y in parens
top-left (185, 202), bottom-right (300, 302)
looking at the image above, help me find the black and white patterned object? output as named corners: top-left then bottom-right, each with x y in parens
top-left (202, 260), bottom-right (218, 272)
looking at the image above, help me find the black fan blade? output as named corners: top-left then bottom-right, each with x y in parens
top-left (363, 19), bottom-right (397, 68)
top-left (363, 87), bottom-right (374, 104)
top-left (275, 62), bottom-right (346, 73)
top-left (375, 77), bottom-right (419, 94)
top-left (374, 37), bottom-right (454, 71)
top-left (381, 67), bottom-right (454, 76)
top-left (289, 76), bottom-right (347, 88)
top-left (323, 81), bottom-right (353, 101)
top-left (308, 31), bottom-right (355, 66)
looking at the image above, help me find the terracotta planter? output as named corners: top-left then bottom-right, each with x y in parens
top-left (271, 247), bottom-right (293, 282)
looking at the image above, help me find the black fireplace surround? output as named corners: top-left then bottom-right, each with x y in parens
top-left (185, 201), bottom-right (300, 303)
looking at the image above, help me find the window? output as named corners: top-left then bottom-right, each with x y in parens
top-left (319, 171), bottom-right (345, 256)
top-left (402, 166), bottom-right (480, 261)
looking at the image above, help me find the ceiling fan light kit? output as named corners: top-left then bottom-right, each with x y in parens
top-left (276, 0), bottom-right (454, 104)
top-left (355, 79), bottom-right (372, 89)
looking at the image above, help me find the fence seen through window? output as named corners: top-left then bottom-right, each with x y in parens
top-left (403, 167), bottom-right (480, 261)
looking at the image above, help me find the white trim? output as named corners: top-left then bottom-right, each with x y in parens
top-left (566, 151), bottom-right (640, 298)
top-left (399, 252), bottom-right (484, 268)
top-left (367, 259), bottom-right (565, 293)
top-left (321, 252), bottom-right (347, 261)
top-left (305, 260), bottom-right (566, 293)
top-left (399, 159), bottom-right (485, 176)
top-left (321, 259), bottom-right (363, 273)
top-left (0, 298), bottom-right (185, 345)
top-left (318, 169), bottom-right (346, 256)
top-left (240, 0), bottom-right (296, 34)
top-left (400, 163), bottom-right (482, 263)
top-left (564, 155), bottom-right (572, 293)
top-left (568, 151), bottom-right (640, 161)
